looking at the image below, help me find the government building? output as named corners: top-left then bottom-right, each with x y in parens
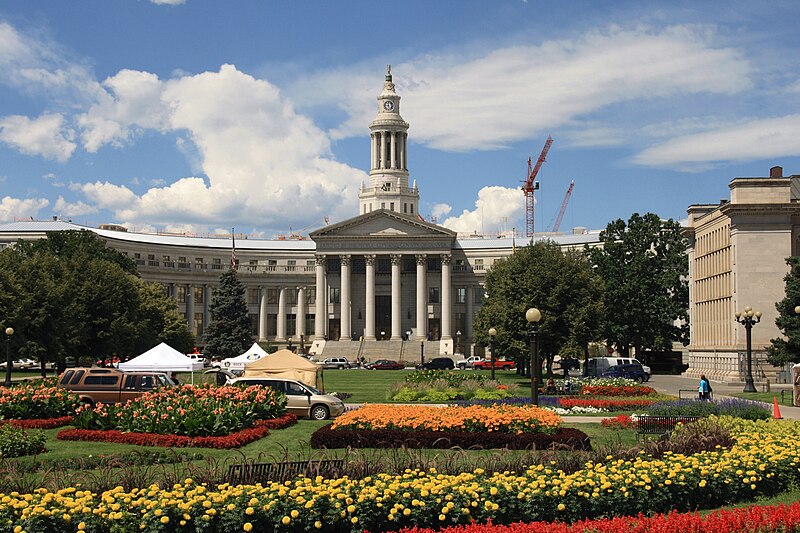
top-left (0, 68), bottom-right (598, 362)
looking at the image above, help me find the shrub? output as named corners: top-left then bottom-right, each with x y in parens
top-left (405, 370), bottom-right (489, 387)
top-left (0, 425), bottom-right (46, 458)
top-left (0, 384), bottom-right (81, 420)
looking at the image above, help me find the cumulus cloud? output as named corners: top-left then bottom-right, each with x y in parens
top-left (440, 186), bottom-right (524, 235)
top-left (430, 203), bottom-right (452, 220)
top-left (632, 114), bottom-right (800, 169)
top-left (74, 181), bottom-right (139, 209)
top-left (318, 25), bottom-right (751, 151)
top-left (53, 196), bottom-right (97, 217)
top-left (0, 196), bottom-right (49, 222)
top-left (0, 113), bottom-right (76, 161)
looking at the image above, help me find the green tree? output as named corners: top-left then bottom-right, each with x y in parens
top-left (767, 256), bottom-right (800, 366)
top-left (472, 241), bottom-right (604, 376)
top-left (587, 212), bottom-right (689, 358)
top-left (203, 269), bottom-right (252, 360)
top-left (0, 230), bottom-right (192, 372)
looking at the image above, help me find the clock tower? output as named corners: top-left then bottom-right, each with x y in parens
top-left (359, 65), bottom-right (420, 217)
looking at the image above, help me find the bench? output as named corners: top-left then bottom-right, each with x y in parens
top-left (635, 415), bottom-right (700, 441)
top-left (227, 459), bottom-right (345, 485)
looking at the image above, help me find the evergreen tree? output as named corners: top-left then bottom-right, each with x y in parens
top-left (767, 256), bottom-right (800, 366)
top-left (587, 212), bottom-right (689, 357)
top-left (203, 269), bottom-right (252, 360)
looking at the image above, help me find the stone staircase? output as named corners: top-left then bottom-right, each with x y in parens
top-left (317, 339), bottom-right (443, 364)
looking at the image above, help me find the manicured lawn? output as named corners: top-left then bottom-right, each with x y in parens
top-left (731, 390), bottom-right (794, 406)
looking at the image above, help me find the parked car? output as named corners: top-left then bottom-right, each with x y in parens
top-left (585, 357), bottom-right (651, 378)
top-left (187, 353), bottom-right (208, 367)
top-left (57, 367), bottom-right (176, 405)
top-left (318, 357), bottom-right (354, 370)
top-left (455, 355), bottom-right (484, 370)
top-left (228, 376), bottom-right (345, 420)
top-left (416, 357), bottom-right (455, 370)
top-left (0, 358), bottom-right (37, 369)
top-left (365, 359), bottom-right (405, 370)
top-left (472, 358), bottom-right (516, 370)
top-left (601, 363), bottom-right (650, 383)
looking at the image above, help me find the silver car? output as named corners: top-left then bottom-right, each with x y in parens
top-left (229, 376), bottom-right (346, 420)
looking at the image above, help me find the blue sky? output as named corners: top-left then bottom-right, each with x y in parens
top-left (1, 0), bottom-right (799, 238)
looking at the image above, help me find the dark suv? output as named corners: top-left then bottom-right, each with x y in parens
top-left (416, 357), bottom-right (455, 370)
top-left (601, 363), bottom-right (649, 383)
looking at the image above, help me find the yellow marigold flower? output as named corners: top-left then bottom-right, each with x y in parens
top-left (351, 517), bottom-right (359, 524)
top-left (245, 506), bottom-right (254, 515)
top-left (282, 516), bottom-right (291, 525)
top-left (160, 516), bottom-right (169, 524)
top-left (290, 509), bottom-right (299, 518)
top-left (243, 523), bottom-right (253, 532)
top-left (314, 521), bottom-right (323, 529)
top-left (557, 503), bottom-right (566, 511)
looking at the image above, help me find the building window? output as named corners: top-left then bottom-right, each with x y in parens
top-left (455, 313), bottom-right (466, 336)
top-left (267, 288), bottom-right (278, 304)
top-left (286, 289), bottom-right (298, 305)
top-left (390, 202), bottom-right (394, 211)
top-left (456, 288), bottom-right (466, 304)
top-left (410, 204), bottom-right (414, 214)
top-left (427, 257), bottom-right (441, 272)
top-left (286, 314), bottom-right (296, 335)
top-left (268, 314), bottom-right (277, 336)
top-left (369, 203), bottom-right (373, 212)
top-left (194, 313), bottom-right (204, 337)
top-left (212, 258), bottom-right (222, 270)
top-left (307, 288), bottom-right (316, 305)
top-left (381, 202), bottom-right (386, 209)
top-left (363, 205), bottom-right (367, 214)
top-left (305, 314), bottom-right (315, 336)
top-left (403, 203), bottom-right (407, 213)
top-left (177, 286), bottom-right (186, 303)
top-left (194, 286), bottom-right (204, 304)
top-left (268, 259), bottom-right (277, 266)
top-left (377, 258), bottom-right (391, 273)
top-left (330, 287), bottom-right (340, 304)
top-left (247, 288), bottom-right (260, 305)
top-left (474, 286), bottom-right (485, 303)
top-left (248, 314), bottom-right (258, 336)
top-left (428, 287), bottom-right (440, 304)
top-left (134, 253), bottom-right (141, 259)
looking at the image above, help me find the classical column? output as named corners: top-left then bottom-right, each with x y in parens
top-left (340, 255), bottom-right (351, 340)
top-left (391, 254), bottom-right (402, 340)
top-left (390, 131), bottom-right (397, 169)
top-left (370, 133), bottom-right (376, 170)
top-left (314, 255), bottom-right (326, 340)
top-left (380, 132), bottom-right (387, 170)
top-left (276, 287), bottom-right (286, 341)
top-left (466, 285), bottom-right (474, 345)
top-left (203, 285), bottom-right (211, 337)
top-left (258, 286), bottom-right (267, 341)
top-left (296, 286), bottom-right (306, 339)
top-left (416, 254), bottom-right (427, 339)
top-left (365, 254), bottom-right (376, 340)
top-left (441, 254), bottom-right (452, 340)
top-left (186, 283), bottom-right (195, 335)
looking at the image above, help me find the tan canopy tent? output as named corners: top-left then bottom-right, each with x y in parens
top-left (243, 349), bottom-right (324, 390)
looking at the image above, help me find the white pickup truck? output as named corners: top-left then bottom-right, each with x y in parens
top-left (455, 355), bottom-right (485, 370)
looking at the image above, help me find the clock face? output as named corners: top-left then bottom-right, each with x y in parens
top-left (383, 100), bottom-right (394, 111)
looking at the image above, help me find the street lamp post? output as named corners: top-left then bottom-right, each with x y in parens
top-left (420, 340), bottom-right (424, 367)
top-left (735, 306), bottom-right (761, 393)
top-left (526, 308), bottom-right (542, 405)
top-left (488, 327), bottom-right (497, 381)
top-left (455, 330), bottom-right (461, 355)
top-left (4, 327), bottom-right (13, 388)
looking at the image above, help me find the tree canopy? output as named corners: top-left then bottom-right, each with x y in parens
top-left (587, 212), bottom-right (689, 357)
top-left (203, 269), bottom-right (252, 360)
top-left (0, 230), bottom-right (193, 372)
top-left (472, 240), bottom-right (604, 375)
top-left (767, 256), bottom-right (800, 366)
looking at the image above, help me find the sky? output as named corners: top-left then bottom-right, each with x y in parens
top-left (1, 1), bottom-right (799, 239)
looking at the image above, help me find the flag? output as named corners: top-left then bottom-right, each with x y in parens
top-left (230, 228), bottom-right (238, 271)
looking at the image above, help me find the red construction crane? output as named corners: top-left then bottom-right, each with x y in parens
top-left (522, 136), bottom-right (553, 237)
top-left (550, 180), bottom-right (574, 233)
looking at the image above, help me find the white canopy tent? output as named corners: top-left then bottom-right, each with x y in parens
top-left (119, 342), bottom-right (203, 384)
top-left (220, 342), bottom-right (270, 373)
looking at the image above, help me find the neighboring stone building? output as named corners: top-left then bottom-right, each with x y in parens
top-left (0, 68), bottom-right (599, 362)
top-left (685, 166), bottom-right (800, 384)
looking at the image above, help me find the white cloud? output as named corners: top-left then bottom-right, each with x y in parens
top-left (317, 24), bottom-right (750, 151)
top-left (440, 186), bottom-right (524, 235)
top-left (0, 196), bottom-right (49, 222)
top-left (76, 181), bottom-right (138, 208)
top-left (0, 113), bottom-right (76, 162)
top-left (53, 196), bottom-right (97, 217)
top-left (633, 114), bottom-right (800, 168)
top-left (430, 203), bottom-right (452, 220)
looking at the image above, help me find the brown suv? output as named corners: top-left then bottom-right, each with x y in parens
top-left (57, 367), bottom-right (175, 405)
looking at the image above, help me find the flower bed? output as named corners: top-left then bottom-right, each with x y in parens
top-left (0, 416), bottom-right (73, 429)
top-left (398, 501), bottom-right (800, 533)
top-left (580, 384), bottom-right (656, 396)
top-left (557, 398), bottom-right (654, 411)
top-left (460, 396), bottom-right (657, 412)
top-left (311, 424), bottom-right (590, 450)
top-left (3, 417), bottom-right (800, 532)
top-left (0, 384), bottom-right (80, 420)
top-left (331, 404), bottom-right (561, 434)
top-left (72, 384), bottom-right (286, 437)
top-left (57, 414), bottom-right (297, 449)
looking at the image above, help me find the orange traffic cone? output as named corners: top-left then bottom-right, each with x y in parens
top-left (773, 396), bottom-right (783, 419)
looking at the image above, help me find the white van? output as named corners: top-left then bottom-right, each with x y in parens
top-left (585, 357), bottom-right (651, 380)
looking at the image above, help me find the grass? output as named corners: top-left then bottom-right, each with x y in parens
top-left (731, 390), bottom-right (794, 406)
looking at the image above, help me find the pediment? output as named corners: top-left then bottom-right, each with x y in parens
top-left (310, 210), bottom-right (455, 239)
top-left (310, 210), bottom-right (456, 253)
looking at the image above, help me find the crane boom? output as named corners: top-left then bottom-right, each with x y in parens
top-left (523, 136), bottom-right (553, 237)
top-left (551, 180), bottom-right (574, 233)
